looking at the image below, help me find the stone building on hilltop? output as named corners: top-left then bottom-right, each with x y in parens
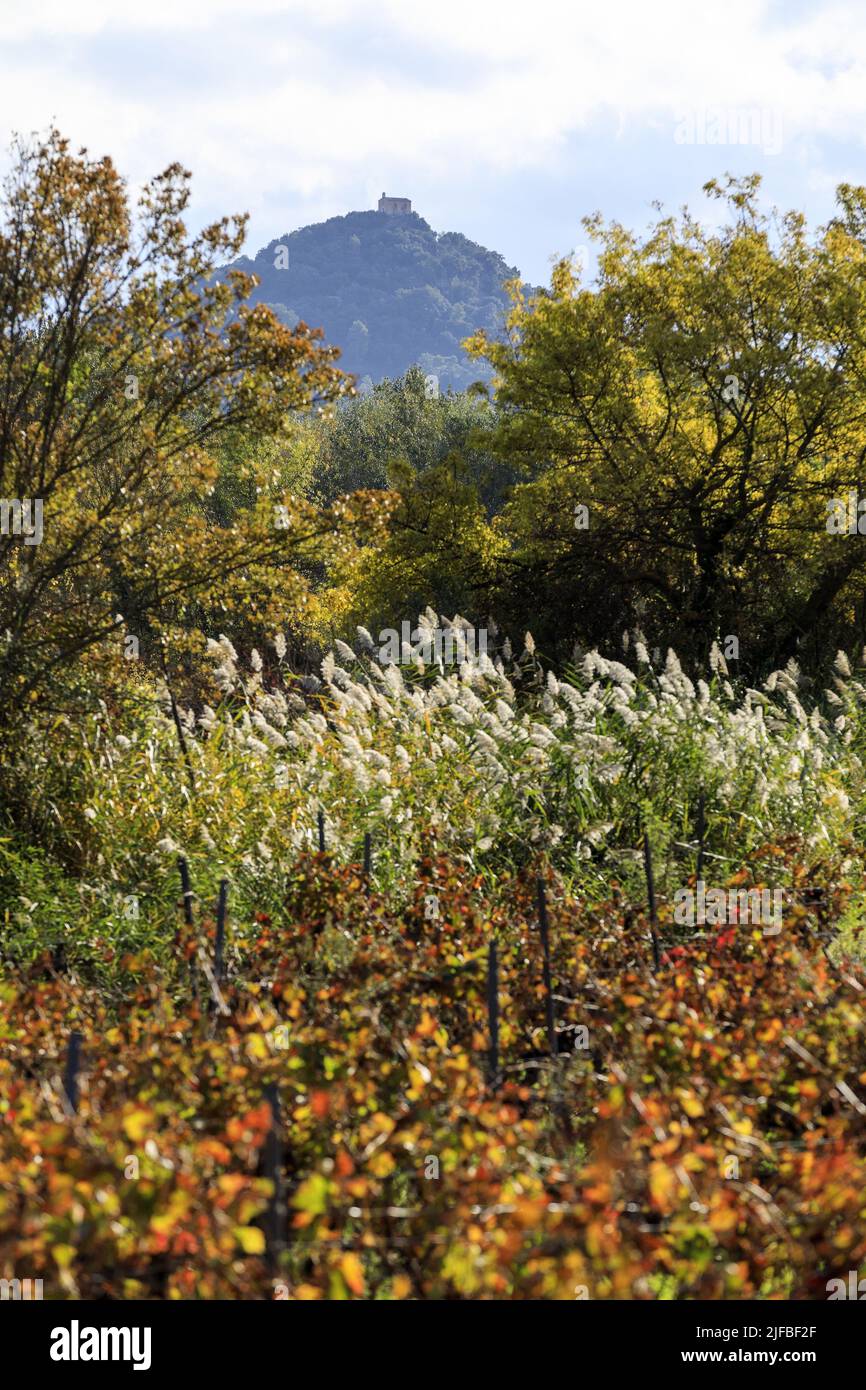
top-left (378, 192), bottom-right (412, 215)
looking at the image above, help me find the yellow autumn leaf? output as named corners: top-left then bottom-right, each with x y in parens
top-left (234, 1225), bottom-right (266, 1255)
top-left (122, 1107), bottom-right (152, 1144)
top-left (369, 1150), bottom-right (396, 1177)
top-left (676, 1090), bottom-right (704, 1118)
top-left (246, 1033), bottom-right (269, 1061)
top-left (648, 1161), bottom-right (677, 1211)
top-left (150, 1196), bottom-right (191, 1236)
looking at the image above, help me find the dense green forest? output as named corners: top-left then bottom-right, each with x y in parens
top-left (213, 207), bottom-right (533, 392)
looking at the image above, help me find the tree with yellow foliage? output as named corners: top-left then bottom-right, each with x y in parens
top-left (0, 129), bottom-right (382, 722)
top-left (467, 175), bottom-right (866, 670)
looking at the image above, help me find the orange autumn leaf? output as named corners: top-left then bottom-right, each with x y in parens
top-left (335, 1148), bottom-right (355, 1177)
top-left (340, 1252), bottom-right (365, 1296)
top-left (310, 1090), bottom-right (330, 1120)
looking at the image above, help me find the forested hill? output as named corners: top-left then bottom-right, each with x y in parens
top-left (215, 208), bottom-right (531, 393)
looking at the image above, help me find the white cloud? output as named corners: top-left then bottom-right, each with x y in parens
top-left (1, 0), bottom-right (866, 261)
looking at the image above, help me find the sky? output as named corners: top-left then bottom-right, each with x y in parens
top-left (0, 0), bottom-right (865, 286)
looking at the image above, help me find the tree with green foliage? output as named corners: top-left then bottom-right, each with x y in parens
top-left (218, 209), bottom-right (528, 391)
top-left (307, 367), bottom-right (511, 637)
top-left (306, 365), bottom-right (513, 511)
top-left (319, 449), bottom-right (503, 640)
top-left (467, 175), bottom-right (866, 670)
top-left (0, 128), bottom-right (383, 723)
